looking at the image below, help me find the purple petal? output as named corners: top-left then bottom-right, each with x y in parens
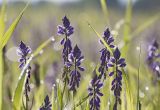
top-left (78, 66), bottom-right (85, 71)
top-left (114, 48), bottom-right (121, 59)
top-left (109, 71), bottom-right (114, 76)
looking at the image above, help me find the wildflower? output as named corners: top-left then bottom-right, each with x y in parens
top-left (147, 40), bottom-right (160, 77)
top-left (17, 41), bottom-right (31, 69)
top-left (66, 45), bottom-right (84, 91)
top-left (57, 16), bottom-right (73, 83)
top-left (88, 75), bottom-right (103, 110)
top-left (17, 41), bottom-right (32, 101)
top-left (57, 16), bottom-right (74, 37)
top-left (39, 95), bottom-right (52, 110)
top-left (108, 48), bottom-right (126, 110)
top-left (98, 28), bottom-right (115, 80)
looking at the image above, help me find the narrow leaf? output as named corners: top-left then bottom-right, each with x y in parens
top-left (12, 56), bottom-right (32, 110)
top-left (0, 3), bottom-right (29, 50)
top-left (87, 22), bottom-right (113, 54)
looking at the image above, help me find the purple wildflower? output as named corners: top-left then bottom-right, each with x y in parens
top-left (57, 16), bottom-right (73, 83)
top-left (98, 28), bottom-right (114, 80)
top-left (108, 48), bottom-right (126, 110)
top-left (39, 95), bottom-right (52, 110)
top-left (147, 40), bottom-right (160, 77)
top-left (17, 41), bottom-right (32, 101)
top-left (66, 45), bottom-right (84, 91)
top-left (57, 16), bottom-right (74, 37)
top-left (88, 75), bottom-right (103, 110)
top-left (17, 41), bottom-right (31, 69)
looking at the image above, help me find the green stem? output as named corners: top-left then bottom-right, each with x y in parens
top-left (137, 44), bottom-right (141, 110)
top-left (75, 95), bottom-right (89, 108)
top-left (0, 50), bottom-right (3, 110)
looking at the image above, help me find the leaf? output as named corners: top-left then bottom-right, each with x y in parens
top-left (0, 3), bottom-right (29, 50)
top-left (131, 14), bottom-right (160, 40)
top-left (0, 1), bottom-right (6, 110)
top-left (12, 56), bottom-right (32, 110)
top-left (32, 36), bottom-right (54, 57)
top-left (52, 85), bottom-right (57, 110)
top-left (87, 22), bottom-right (113, 54)
top-left (0, 51), bottom-right (3, 110)
top-left (0, 0), bottom-right (6, 38)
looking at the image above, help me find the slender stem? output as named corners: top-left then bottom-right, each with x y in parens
top-left (75, 95), bottom-right (89, 107)
top-left (61, 30), bottom-right (70, 110)
top-left (137, 44), bottom-right (141, 110)
top-left (115, 60), bottom-right (118, 110)
top-left (25, 83), bottom-right (28, 110)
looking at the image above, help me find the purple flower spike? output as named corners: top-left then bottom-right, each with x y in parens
top-left (98, 28), bottom-right (114, 80)
top-left (147, 40), bottom-right (160, 78)
top-left (66, 45), bottom-right (84, 91)
top-left (57, 16), bottom-right (74, 83)
top-left (17, 41), bottom-right (31, 69)
top-left (108, 47), bottom-right (126, 109)
top-left (57, 16), bottom-right (74, 37)
top-left (88, 75), bottom-right (103, 110)
top-left (40, 95), bottom-right (52, 110)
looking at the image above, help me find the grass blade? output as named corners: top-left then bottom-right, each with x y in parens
top-left (0, 0), bottom-right (6, 38)
top-left (0, 51), bottom-right (3, 110)
top-left (131, 14), bottom-right (160, 40)
top-left (87, 22), bottom-right (113, 54)
top-left (0, 3), bottom-right (29, 50)
top-left (12, 56), bottom-right (33, 110)
top-left (0, 1), bottom-right (6, 109)
top-left (32, 37), bottom-right (54, 57)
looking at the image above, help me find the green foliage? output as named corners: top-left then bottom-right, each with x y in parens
top-left (1, 0), bottom-right (160, 110)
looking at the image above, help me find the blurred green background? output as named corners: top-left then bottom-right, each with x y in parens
top-left (1, 0), bottom-right (160, 109)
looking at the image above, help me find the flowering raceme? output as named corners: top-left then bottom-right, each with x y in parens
top-left (66, 45), bottom-right (84, 91)
top-left (57, 16), bottom-right (74, 83)
top-left (57, 16), bottom-right (74, 37)
top-left (57, 16), bottom-right (73, 63)
top-left (147, 40), bottom-right (160, 77)
top-left (98, 28), bottom-right (115, 80)
top-left (88, 75), bottom-right (103, 110)
top-left (39, 95), bottom-right (52, 110)
top-left (108, 48), bottom-right (126, 110)
top-left (17, 41), bottom-right (31, 69)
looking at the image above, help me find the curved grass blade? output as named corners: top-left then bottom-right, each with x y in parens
top-left (12, 37), bottom-right (54, 110)
top-left (130, 14), bottom-right (160, 40)
top-left (87, 22), bottom-right (113, 54)
top-left (12, 56), bottom-right (32, 110)
top-left (0, 0), bottom-right (6, 38)
top-left (0, 1), bottom-right (6, 109)
top-left (0, 3), bottom-right (29, 50)
top-left (32, 36), bottom-right (54, 57)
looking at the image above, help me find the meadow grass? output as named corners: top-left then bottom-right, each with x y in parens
top-left (0, 0), bottom-right (160, 110)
